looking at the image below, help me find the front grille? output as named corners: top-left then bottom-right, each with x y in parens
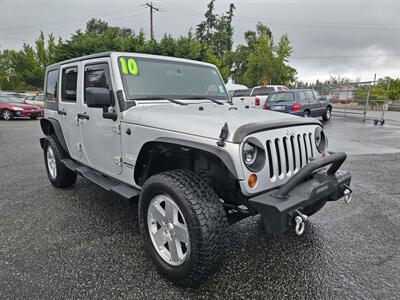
top-left (265, 132), bottom-right (314, 182)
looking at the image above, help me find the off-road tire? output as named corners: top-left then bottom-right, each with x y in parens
top-left (322, 106), bottom-right (332, 121)
top-left (44, 135), bottom-right (77, 188)
top-left (2, 109), bottom-right (14, 120)
top-left (303, 110), bottom-right (310, 118)
top-left (139, 169), bottom-right (230, 287)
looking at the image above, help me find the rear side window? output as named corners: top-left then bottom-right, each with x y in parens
top-left (313, 90), bottom-right (321, 99)
top-left (84, 64), bottom-right (111, 103)
top-left (45, 70), bottom-right (59, 102)
top-left (299, 91), bottom-right (307, 101)
top-left (61, 67), bottom-right (78, 102)
top-left (233, 89), bottom-right (251, 97)
top-left (253, 86), bottom-right (274, 96)
top-left (306, 90), bottom-right (315, 100)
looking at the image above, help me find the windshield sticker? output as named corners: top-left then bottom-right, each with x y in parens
top-left (119, 57), bottom-right (139, 76)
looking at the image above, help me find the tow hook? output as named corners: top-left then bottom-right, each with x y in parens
top-left (342, 185), bottom-right (352, 204)
top-left (294, 210), bottom-right (308, 236)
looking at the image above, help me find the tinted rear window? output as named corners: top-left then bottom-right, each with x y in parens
top-left (268, 92), bottom-right (295, 102)
top-left (233, 89), bottom-right (251, 97)
top-left (253, 86), bottom-right (274, 96)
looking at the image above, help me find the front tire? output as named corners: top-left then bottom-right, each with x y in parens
top-left (139, 170), bottom-right (230, 287)
top-left (303, 110), bottom-right (310, 118)
top-left (44, 136), bottom-right (77, 188)
top-left (30, 116), bottom-right (38, 120)
top-left (2, 109), bottom-right (13, 120)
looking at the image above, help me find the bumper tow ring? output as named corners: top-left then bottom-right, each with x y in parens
top-left (294, 210), bottom-right (308, 236)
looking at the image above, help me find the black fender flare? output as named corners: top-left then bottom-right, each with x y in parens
top-left (40, 117), bottom-right (69, 154)
top-left (134, 137), bottom-right (239, 182)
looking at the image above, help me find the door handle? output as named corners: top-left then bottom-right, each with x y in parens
top-left (57, 109), bottom-right (66, 116)
top-left (77, 113), bottom-right (89, 120)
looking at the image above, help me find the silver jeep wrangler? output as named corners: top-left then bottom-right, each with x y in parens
top-left (39, 52), bottom-right (352, 287)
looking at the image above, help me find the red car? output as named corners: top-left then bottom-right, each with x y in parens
top-left (0, 95), bottom-right (42, 120)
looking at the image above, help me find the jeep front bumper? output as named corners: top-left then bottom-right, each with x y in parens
top-left (248, 152), bottom-right (352, 234)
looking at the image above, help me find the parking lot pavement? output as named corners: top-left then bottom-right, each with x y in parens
top-left (0, 117), bottom-right (399, 299)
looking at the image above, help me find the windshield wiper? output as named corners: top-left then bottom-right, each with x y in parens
top-left (129, 96), bottom-right (187, 105)
top-left (182, 96), bottom-right (225, 105)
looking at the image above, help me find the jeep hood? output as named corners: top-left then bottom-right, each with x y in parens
top-left (123, 103), bottom-right (321, 143)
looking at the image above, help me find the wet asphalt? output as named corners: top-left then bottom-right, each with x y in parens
top-left (0, 116), bottom-right (399, 299)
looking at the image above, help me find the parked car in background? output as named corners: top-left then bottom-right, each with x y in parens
top-left (232, 85), bottom-right (288, 108)
top-left (225, 83), bottom-right (248, 97)
top-left (0, 95), bottom-right (42, 120)
top-left (24, 94), bottom-right (44, 109)
top-left (263, 89), bottom-right (332, 121)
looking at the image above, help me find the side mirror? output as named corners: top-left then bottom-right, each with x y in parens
top-left (320, 96), bottom-right (327, 101)
top-left (86, 87), bottom-right (111, 108)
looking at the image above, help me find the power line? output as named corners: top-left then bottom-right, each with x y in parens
top-left (1, 5), bottom-right (145, 32)
top-left (145, 2), bottom-right (159, 41)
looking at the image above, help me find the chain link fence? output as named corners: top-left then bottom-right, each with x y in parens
top-left (307, 79), bottom-right (398, 124)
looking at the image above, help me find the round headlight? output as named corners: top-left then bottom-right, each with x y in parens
top-left (243, 142), bottom-right (257, 165)
top-left (315, 127), bottom-right (327, 153)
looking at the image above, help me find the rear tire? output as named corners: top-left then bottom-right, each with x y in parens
top-left (2, 109), bottom-right (13, 120)
top-left (322, 106), bottom-right (332, 121)
top-left (139, 170), bottom-right (230, 287)
top-left (44, 136), bottom-right (77, 188)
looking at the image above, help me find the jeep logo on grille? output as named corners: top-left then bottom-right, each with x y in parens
top-left (286, 129), bottom-right (296, 136)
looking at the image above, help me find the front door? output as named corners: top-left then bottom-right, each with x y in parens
top-left (58, 63), bottom-right (82, 159)
top-left (79, 59), bottom-right (122, 175)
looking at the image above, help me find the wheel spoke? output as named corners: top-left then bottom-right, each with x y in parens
top-left (174, 223), bottom-right (188, 244)
top-left (148, 203), bottom-right (165, 224)
top-left (165, 200), bottom-right (177, 222)
top-left (152, 229), bottom-right (166, 248)
top-left (168, 239), bottom-right (180, 263)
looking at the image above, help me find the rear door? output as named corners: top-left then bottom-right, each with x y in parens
top-left (79, 59), bottom-right (122, 175)
top-left (305, 90), bottom-right (319, 116)
top-left (58, 63), bottom-right (82, 159)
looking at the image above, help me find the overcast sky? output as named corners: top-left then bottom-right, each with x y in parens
top-left (0, 0), bottom-right (399, 82)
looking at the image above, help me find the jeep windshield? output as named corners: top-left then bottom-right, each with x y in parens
top-left (118, 56), bottom-right (230, 102)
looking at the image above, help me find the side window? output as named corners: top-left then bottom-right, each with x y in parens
top-left (313, 90), bottom-right (321, 99)
top-left (45, 69), bottom-right (59, 102)
top-left (84, 64), bottom-right (111, 103)
top-left (306, 90), bottom-right (315, 100)
top-left (299, 91), bottom-right (307, 101)
top-left (61, 67), bottom-right (78, 102)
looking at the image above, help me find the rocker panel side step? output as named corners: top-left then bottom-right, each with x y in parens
top-left (61, 158), bottom-right (140, 200)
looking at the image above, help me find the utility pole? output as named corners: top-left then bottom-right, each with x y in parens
top-left (145, 2), bottom-right (159, 41)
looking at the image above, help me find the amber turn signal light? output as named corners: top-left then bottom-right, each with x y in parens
top-left (248, 174), bottom-right (257, 188)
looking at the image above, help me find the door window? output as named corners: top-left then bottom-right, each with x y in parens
top-left (313, 90), bottom-right (321, 99)
top-left (84, 64), bottom-right (111, 103)
top-left (305, 90), bottom-right (315, 100)
top-left (45, 69), bottom-right (59, 101)
top-left (299, 91), bottom-right (307, 101)
top-left (61, 67), bottom-right (78, 102)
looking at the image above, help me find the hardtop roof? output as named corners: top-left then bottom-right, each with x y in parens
top-left (46, 51), bottom-right (215, 70)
